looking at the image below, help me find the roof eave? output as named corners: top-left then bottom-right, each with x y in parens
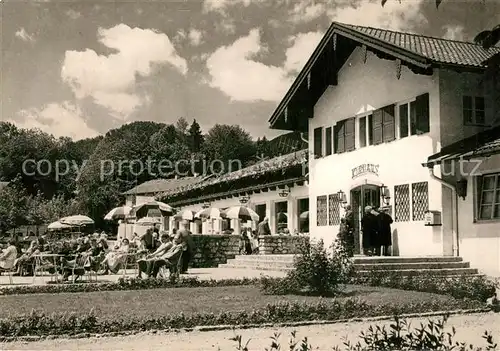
top-left (268, 23), bottom-right (432, 128)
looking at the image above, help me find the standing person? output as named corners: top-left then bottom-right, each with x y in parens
top-left (178, 222), bottom-right (194, 273)
top-left (257, 217), bottom-right (271, 236)
top-left (377, 207), bottom-right (393, 256)
top-left (361, 206), bottom-right (378, 256)
top-left (344, 205), bottom-right (355, 256)
top-left (140, 228), bottom-right (154, 252)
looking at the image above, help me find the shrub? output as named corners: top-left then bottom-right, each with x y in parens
top-left (231, 315), bottom-right (498, 351)
top-left (350, 271), bottom-right (497, 302)
top-left (261, 238), bottom-right (353, 297)
top-left (0, 299), bottom-right (483, 340)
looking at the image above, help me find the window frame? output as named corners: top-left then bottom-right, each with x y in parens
top-left (313, 127), bottom-right (323, 159)
top-left (356, 112), bottom-right (373, 148)
top-left (476, 173), bottom-right (500, 221)
top-left (463, 95), bottom-right (486, 127)
top-left (396, 97), bottom-right (415, 139)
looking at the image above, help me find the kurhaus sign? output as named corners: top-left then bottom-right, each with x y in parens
top-left (352, 164), bottom-right (379, 179)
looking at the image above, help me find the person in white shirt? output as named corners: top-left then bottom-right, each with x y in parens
top-left (0, 240), bottom-right (18, 272)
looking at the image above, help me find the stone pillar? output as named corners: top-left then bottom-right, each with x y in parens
top-left (201, 220), bottom-right (208, 234)
top-left (190, 222), bottom-right (196, 233)
top-left (288, 197), bottom-right (297, 234)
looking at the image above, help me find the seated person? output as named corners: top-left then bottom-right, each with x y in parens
top-left (148, 232), bottom-right (186, 278)
top-left (99, 238), bottom-right (130, 275)
top-left (84, 238), bottom-right (105, 272)
top-left (137, 234), bottom-right (173, 278)
top-left (98, 233), bottom-right (109, 251)
top-left (13, 240), bottom-right (40, 276)
top-left (0, 240), bottom-right (18, 274)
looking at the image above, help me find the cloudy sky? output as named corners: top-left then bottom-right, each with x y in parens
top-left (1, 0), bottom-right (499, 141)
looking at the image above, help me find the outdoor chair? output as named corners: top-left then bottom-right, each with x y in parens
top-left (71, 254), bottom-right (93, 283)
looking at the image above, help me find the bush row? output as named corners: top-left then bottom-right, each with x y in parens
top-left (0, 277), bottom-right (258, 295)
top-left (349, 272), bottom-right (497, 302)
top-left (0, 299), bottom-right (485, 339)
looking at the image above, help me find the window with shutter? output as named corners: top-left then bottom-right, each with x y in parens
top-left (313, 127), bottom-right (323, 158)
top-left (334, 121), bottom-right (345, 153)
top-left (399, 104), bottom-right (409, 138)
top-left (345, 118), bottom-right (355, 151)
top-left (372, 109), bottom-right (383, 145)
top-left (368, 114), bottom-right (373, 145)
top-left (414, 93), bottom-right (430, 134)
top-left (382, 105), bottom-right (395, 142)
top-left (325, 127), bottom-right (332, 156)
top-left (463, 95), bottom-right (486, 126)
top-left (359, 117), bottom-right (367, 148)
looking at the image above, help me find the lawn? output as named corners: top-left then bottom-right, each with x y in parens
top-left (0, 284), bottom-right (476, 322)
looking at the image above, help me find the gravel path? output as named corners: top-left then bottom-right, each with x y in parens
top-left (3, 312), bottom-right (498, 350)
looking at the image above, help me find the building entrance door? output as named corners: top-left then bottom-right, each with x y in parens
top-left (350, 185), bottom-right (381, 254)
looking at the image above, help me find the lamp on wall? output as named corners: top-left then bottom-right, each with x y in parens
top-left (239, 196), bottom-right (250, 205)
top-left (380, 184), bottom-right (391, 206)
top-left (337, 190), bottom-right (348, 208)
top-left (278, 187), bottom-right (290, 198)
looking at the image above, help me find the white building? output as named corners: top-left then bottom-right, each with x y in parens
top-left (157, 151), bottom-right (309, 235)
top-left (268, 22), bottom-right (500, 275)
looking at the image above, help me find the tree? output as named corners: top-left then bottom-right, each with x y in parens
top-left (188, 119), bottom-right (204, 153)
top-left (201, 124), bottom-right (257, 174)
top-left (175, 117), bottom-right (189, 135)
top-left (0, 176), bottom-right (29, 235)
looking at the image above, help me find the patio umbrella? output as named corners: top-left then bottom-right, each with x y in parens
top-left (195, 207), bottom-right (227, 219)
top-left (299, 211), bottom-right (309, 220)
top-left (225, 206), bottom-right (259, 221)
top-left (131, 201), bottom-right (173, 218)
top-left (135, 217), bottom-right (162, 226)
top-left (59, 215), bottom-right (94, 226)
top-left (174, 209), bottom-right (196, 221)
top-left (104, 206), bottom-right (132, 221)
top-left (47, 221), bottom-right (72, 231)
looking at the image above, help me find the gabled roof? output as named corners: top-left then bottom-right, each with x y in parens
top-left (423, 125), bottom-right (500, 166)
top-left (158, 149), bottom-right (308, 199)
top-left (341, 23), bottom-right (500, 68)
top-left (269, 21), bottom-right (500, 131)
top-left (122, 177), bottom-right (202, 195)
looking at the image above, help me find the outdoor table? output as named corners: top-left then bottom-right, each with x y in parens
top-left (32, 253), bottom-right (64, 283)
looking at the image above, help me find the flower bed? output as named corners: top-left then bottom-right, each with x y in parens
top-left (0, 298), bottom-right (485, 340)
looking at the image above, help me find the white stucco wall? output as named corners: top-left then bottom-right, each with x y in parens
top-left (454, 157), bottom-right (500, 276)
top-left (308, 47), bottom-right (449, 255)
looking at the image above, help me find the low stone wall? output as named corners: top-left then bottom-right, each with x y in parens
top-left (190, 234), bottom-right (240, 268)
top-left (258, 235), bottom-right (309, 255)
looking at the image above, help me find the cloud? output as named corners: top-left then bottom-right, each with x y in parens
top-left (328, 0), bottom-right (426, 32)
top-left (203, 0), bottom-right (267, 12)
top-left (442, 25), bottom-right (465, 41)
top-left (285, 32), bottom-right (323, 72)
top-left (188, 29), bottom-right (203, 46)
top-left (15, 28), bottom-right (35, 42)
top-left (289, 1), bottom-right (325, 23)
top-left (65, 9), bottom-right (81, 19)
top-left (11, 102), bottom-right (99, 141)
top-left (206, 29), bottom-right (321, 102)
top-left (61, 24), bottom-right (187, 119)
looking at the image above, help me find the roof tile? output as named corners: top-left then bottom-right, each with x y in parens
top-left (339, 22), bottom-right (500, 67)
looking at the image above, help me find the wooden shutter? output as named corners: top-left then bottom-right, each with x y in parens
top-left (399, 104), bottom-right (409, 138)
top-left (359, 117), bottom-right (367, 147)
top-left (382, 105), bottom-right (395, 142)
top-left (344, 118), bottom-right (355, 151)
top-left (368, 114), bottom-right (373, 145)
top-left (325, 127), bottom-right (332, 156)
top-left (313, 127), bottom-right (322, 158)
top-left (372, 109), bottom-right (383, 145)
top-left (335, 121), bottom-right (345, 153)
top-left (414, 93), bottom-right (430, 134)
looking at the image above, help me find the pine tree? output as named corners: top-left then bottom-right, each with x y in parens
top-left (188, 119), bottom-right (204, 152)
